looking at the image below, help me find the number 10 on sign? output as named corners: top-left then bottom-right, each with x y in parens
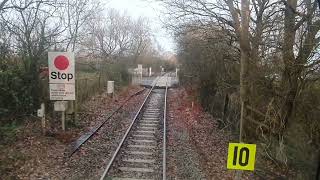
top-left (227, 143), bottom-right (256, 171)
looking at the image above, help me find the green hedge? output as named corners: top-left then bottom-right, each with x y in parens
top-left (0, 67), bottom-right (35, 118)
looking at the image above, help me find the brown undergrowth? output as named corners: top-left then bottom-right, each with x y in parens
top-left (168, 87), bottom-right (255, 179)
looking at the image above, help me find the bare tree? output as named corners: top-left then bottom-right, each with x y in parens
top-left (65, 0), bottom-right (101, 51)
top-left (81, 9), bottom-right (154, 62)
top-left (160, 0), bottom-right (320, 176)
top-left (130, 17), bottom-right (152, 63)
top-left (0, 0), bottom-right (10, 11)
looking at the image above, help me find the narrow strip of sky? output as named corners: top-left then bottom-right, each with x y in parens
top-left (106, 0), bottom-right (175, 53)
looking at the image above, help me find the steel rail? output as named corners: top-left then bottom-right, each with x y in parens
top-left (100, 77), bottom-right (159, 180)
top-left (162, 75), bottom-right (168, 180)
top-left (68, 87), bottom-right (146, 157)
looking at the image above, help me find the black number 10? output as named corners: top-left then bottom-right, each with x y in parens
top-left (233, 146), bottom-right (250, 166)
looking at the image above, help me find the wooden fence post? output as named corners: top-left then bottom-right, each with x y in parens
top-left (98, 73), bottom-right (101, 90)
top-left (85, 78), bottom-right (88, 98)
top-left (74, 79), bottom-right (78, 121)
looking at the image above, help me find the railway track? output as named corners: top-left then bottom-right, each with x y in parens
top-left (100, 77), bottom-right (168, 180)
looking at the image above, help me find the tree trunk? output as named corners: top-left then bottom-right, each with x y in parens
top-left (239, 0), bottom-right (251, 142)
top-left (280, 0), bottom-right (298, 136)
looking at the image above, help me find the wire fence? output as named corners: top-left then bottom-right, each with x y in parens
top-left (76, 74), bottom-right (107, 105)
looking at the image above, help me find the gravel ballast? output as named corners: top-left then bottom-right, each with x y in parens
top-left (0, 86), bottom-right (147, 180)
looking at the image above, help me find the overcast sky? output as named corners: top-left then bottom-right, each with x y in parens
top-left (106, 0), bottom-right (175, 53)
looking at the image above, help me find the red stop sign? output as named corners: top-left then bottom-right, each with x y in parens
top-left (54, 55), bottom-right (69, 70)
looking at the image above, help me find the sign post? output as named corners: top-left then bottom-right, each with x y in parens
top-left (48, 52), bottom-right (75, 131)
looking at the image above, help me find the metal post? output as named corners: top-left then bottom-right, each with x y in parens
top-left (62, 111), bottom-right (65, 131)
top-left (235, 101), bottom-right (245, 180)
top-left (74, 79), bottom-right (78, 121)
top-left (40, 103), bottom-right (46, 134)
top-left (163, 75), bottom-right (168, 180)
top-left (316, 150), bottom-right (320, 180)
top-left (239, 101), bottom-right (244, 142)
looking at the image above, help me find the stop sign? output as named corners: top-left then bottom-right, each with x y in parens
top-left (48, 52), bottom-right (75, 101)
top-left (48, 52), bottom-right (75, 84)
top-left (54, 55), bottom-right (69, 70)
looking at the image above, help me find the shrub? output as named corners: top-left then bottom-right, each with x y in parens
top-left (0, 66), bottom-right (35, 118)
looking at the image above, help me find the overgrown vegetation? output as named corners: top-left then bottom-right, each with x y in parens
top-left (0, 121), bottom-right (19, 144)
top-left (0, 0), bottom-right (165, 146)
top-left (161, 0), bottom-right (320, 178)
top-left (0, 66), bottom-right (35, 117)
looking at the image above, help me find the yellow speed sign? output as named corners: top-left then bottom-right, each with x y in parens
top-left (227, 143), bottom-right (256, 171)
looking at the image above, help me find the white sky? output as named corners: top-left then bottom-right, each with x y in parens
top-left (106, 0), bottom-right (175, 53)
